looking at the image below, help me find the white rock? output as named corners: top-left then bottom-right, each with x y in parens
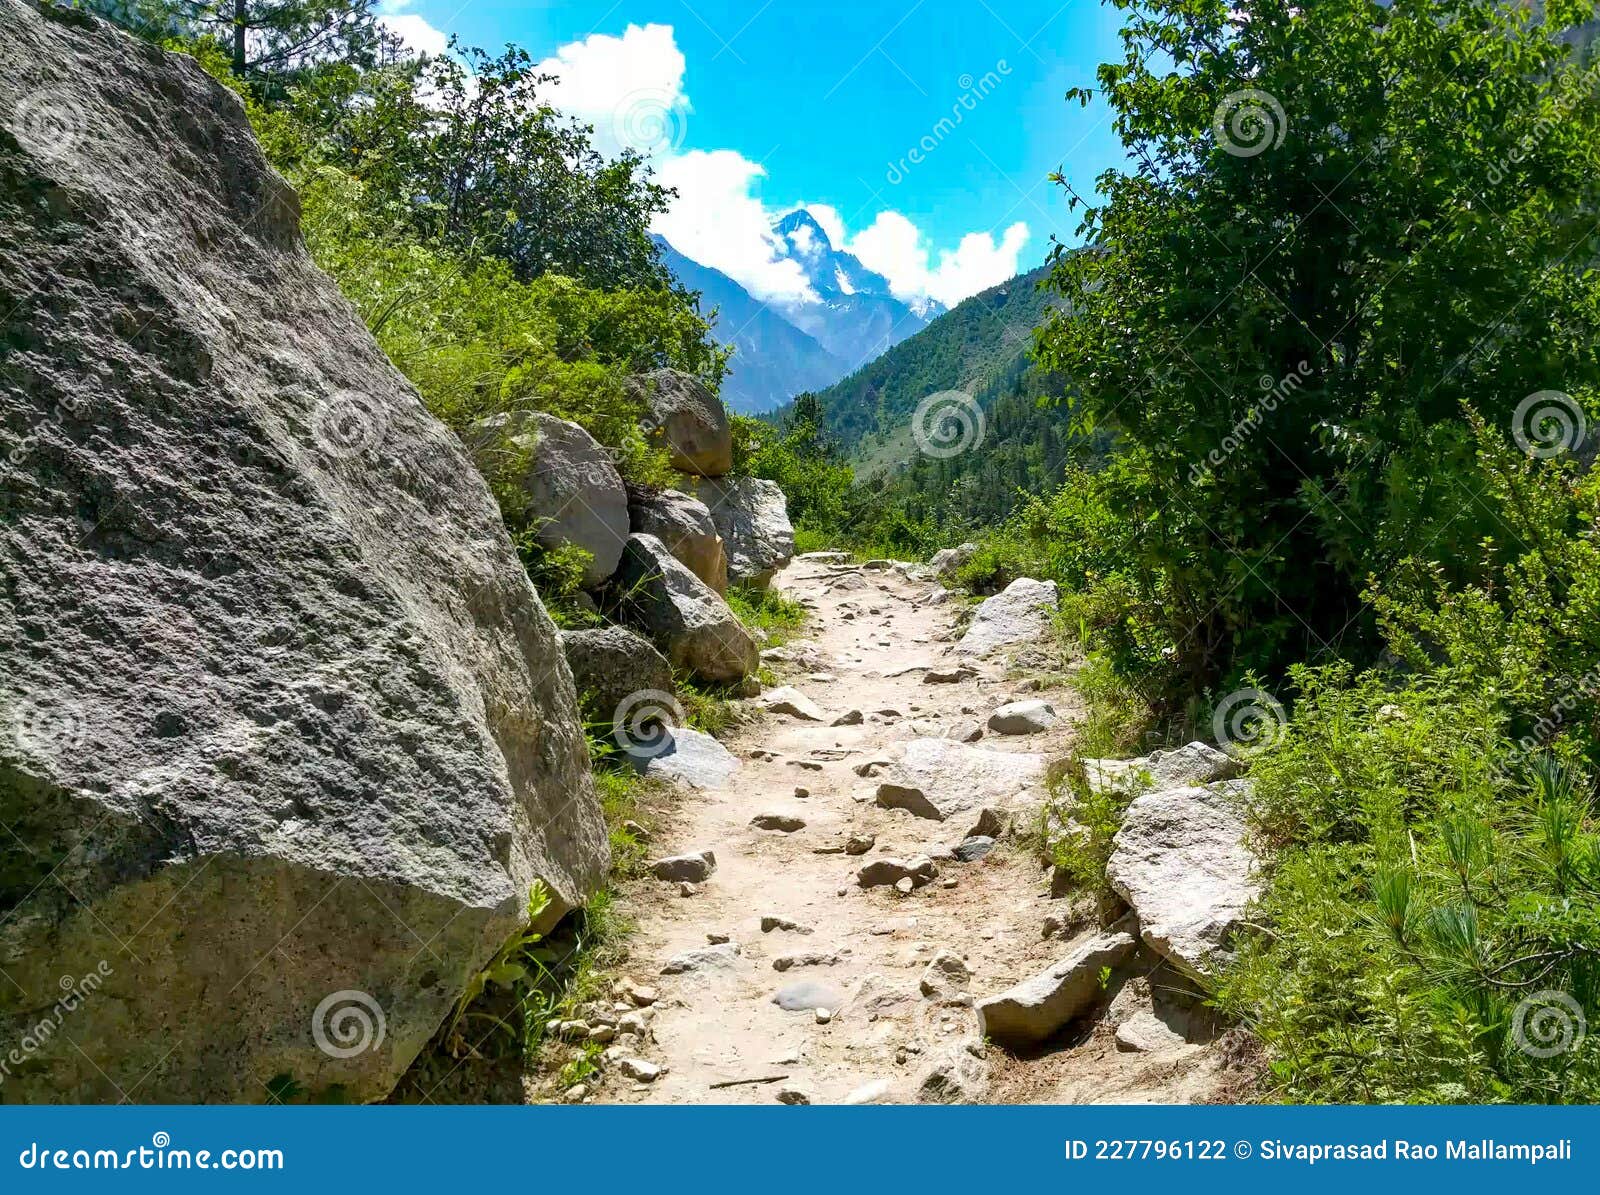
top-left (987, 699), bottom-right (1058, 735)
top-left (649, 849), bottom-right (716, 883)
top-left (1114, 1010), bottom-right (1188, 1053)
top-left (618, 1057), bottom-right (661, 1083)
top-left (957, 578), bottom-right (1059, 656)
top-left (1083, 741), bottom-right (1239, 795)
top-left (975, 931), bottom-right (1138, 1048)
top-left (875, 738), bottom-right (1045, 821)
top-left (761, 685), bottom-right (826, 722)
top-left (630, 726), bottom-right (741, 791)
top-left (1106, 785), bottom-right (1260, 978)
top-left (660, 942), bottom-right (743, 975)
top-left (842, 1078), bottom-right (893, 1104)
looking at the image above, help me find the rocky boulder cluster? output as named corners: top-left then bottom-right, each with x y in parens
top-left (469, 370), bottom-right (793, 694)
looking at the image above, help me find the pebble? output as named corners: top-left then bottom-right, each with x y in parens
top-left (618, 1058), bottom-right (661, 1083)
top-left (707, 931), bottom-right (730, 944)
top-left (844, 834), bottom-right (876, 856)
top-left (586, 1025), bottom-right (616, 1044)
top-left (751, 813), bottom-right (806, 832)
top-left (619, 980), bottom-right (659, 1007)
top-left (776, 1087), bottom-right (811, 1105)
top-left (894, 877), bottom-right (915, 895)
top-left (842, 1078), bottom-right (891, 1104)
top-left (622, 820), bottom-right (651, 842)
top-left (562, 1084), bottom-right (588, 1103)
top-left (831, 709), bottom-right (864, 726)
top-left (794, 786), bottom-right (811, 798)
top-left (773, 951), bottom-right (842, 972)
top-left (815, 1008), bottom-right (833, 1024)
top-left (761, 915), bottom-right (814, 935)
top-left (679, 882), bottom-right (697, 897)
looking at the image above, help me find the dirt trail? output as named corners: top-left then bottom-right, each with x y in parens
top-left (595, 555), bottom-right (1226, 1105)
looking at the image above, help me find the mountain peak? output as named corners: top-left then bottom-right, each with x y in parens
top-left (774, 208), bottom-right (834, 259)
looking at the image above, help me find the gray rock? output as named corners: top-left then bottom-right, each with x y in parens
top-left (1115, 1010), bottom-right (1188, 1053)
top-left (915, 1040), bottom-right (988, 1104)
top-left (1084, 741), bottom-right (1241, 795)
top-left (987, 699), bottom-right (1059, 736)
top-left (919, 950), bottom-right (971, 999)
top-left (924, 665), bottom-right (976, 684)
top-left (560, 626), bottom-right (676, 730)
top-left (946, 719), bottom-right (984, 743)
top-left (631, 368), bottom-right (733, 477)
top-left (952, 836), bottom-right (997, 863)
top-left (650, 850), bottom-right (717, 883)
top-left (832, 708), bottom-right (865, 726)
top-left (609, 534), bottom-right (758, 682)
top-left (470, 412), bottom-right (627, 588)
top-left (976, 932), bottom-right (1139, 1048)
top-left (760, 685), bottom-right (825, 722)
top-left (630, 725), bottom-right (740, 791)
top-left (875, 739), bottom-right (1045, 821)
top-left (0, 4), bottom-right (607, 1104)
top-left (760, 915), bottom-right (813, 934)
top-left (626, 484), bottom-right (728, 592)
top-left (1106, 785), bottom-right (1261, 977)
top-left (695, 476), bottom-right (795, 586)
top-left (844, 834), bottom-right (877, 856)
top-left (618, 1057), bottom-right (662, 1083)
top-left (857, 857), bottom-right (938, 888)
top-left (928, 543), bottom-right (978, 579)
top-left (772, 978), bottom-right (845, 1012)
top-left (751, 813), bottom-right (806, 832)
top-left (773, 951), bottom-right (841, 971)
top-left (957, 578), bottom-right (1059, 657)
top-left (660, 942), bottom-right (742, 975)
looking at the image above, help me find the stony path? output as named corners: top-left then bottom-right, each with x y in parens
top-left (592, 555), bottom-right (1227, 1105)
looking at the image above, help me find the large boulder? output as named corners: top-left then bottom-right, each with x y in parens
top-left (976, 932), bottom-right (1138, 1049)
top-left (468, 411), bottom-right (627, 590)
top-left (694, 476), bottom-right (795, 586)
top-left (607, 535), bottom-right (758, 683)
top-left (559, 626), bottom-right (676, 730)
top-left (628, 726), bottom-right (740, 791)
top-left (874, 738), bottom-right (1046, 822)
top-left (631, 369), bottom-right (732, 477)
top-left (626, 484), bottom-right (727, 593)
top-left (0, 1), bottom-right (607, 1103)
top-left (956, 578), bottom-right (1059, 656)
top-left (1106, 785), bottom-right (1261, 978)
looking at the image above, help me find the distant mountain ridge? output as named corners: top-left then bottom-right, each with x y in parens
top-left (793, 262), bottom-right (1059, 458)
top-left (655, 207), bottom-right (942, 414)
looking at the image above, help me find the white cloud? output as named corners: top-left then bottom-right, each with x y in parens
top-left (847, 213), bottom-right (1031, 308)
top-left (533, 24), bottom-right (690, 159)
top-left (377, 0), bottom-right (448, 58)
top-left (651, 150), bottom-right (818, 304)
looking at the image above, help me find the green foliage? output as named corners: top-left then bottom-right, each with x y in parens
top-left (797, 264), bottom-right (1057, 452)
top-left (1216, 670), bottom-right (1600, 1103)
top-left (1039, 0), bottom-right (1600, 697)
top-left (723, 583), bottom-right (807, 645)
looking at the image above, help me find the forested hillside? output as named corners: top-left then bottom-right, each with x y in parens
top-left (793, 263), bottom-right (1058, 454)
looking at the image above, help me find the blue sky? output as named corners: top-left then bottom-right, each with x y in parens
top-left (378, 0), bottom-right (1128, 306)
